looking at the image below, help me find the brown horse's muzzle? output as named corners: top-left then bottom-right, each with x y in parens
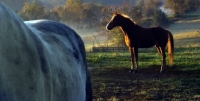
top-left (106, 23), bottom-right (113, 30)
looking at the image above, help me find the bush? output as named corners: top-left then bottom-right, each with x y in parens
top-left (19, 1), bottom-right (45, 20)
top-left (152, 10), bottom-right (170, 28)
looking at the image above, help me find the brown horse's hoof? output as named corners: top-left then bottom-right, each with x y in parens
top-left (160, 69), bottom-right (165, 73)
top-left (129, 69), bottom-right (137, 74)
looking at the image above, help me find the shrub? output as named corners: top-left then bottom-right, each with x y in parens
top-left (152, 10), bottom-right (170, 28)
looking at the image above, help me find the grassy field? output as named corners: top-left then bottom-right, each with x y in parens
top-left (87, 31), bottom-right (200, 100)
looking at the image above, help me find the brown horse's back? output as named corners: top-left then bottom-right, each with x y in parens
top-left (127, 26), bottom-right (169, 48)
top-left (151, 27), bottom-right (169, 47)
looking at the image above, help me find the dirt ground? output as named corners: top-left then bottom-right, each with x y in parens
top-left (89, 66), bottom-right (200, 101)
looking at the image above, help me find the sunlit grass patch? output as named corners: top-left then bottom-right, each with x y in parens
top-left (87, 47), bottom-right (200, 71)
top-left (173, 31), bottom-right (200, 40)
top-left (173, 31), bottom-right (200, 48)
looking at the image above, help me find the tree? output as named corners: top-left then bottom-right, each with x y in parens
top-left (152, 9), bottom-right (170, 28)
top-left (99, 5), bottom-right (113, 26)
top-left (164, 0), bottom-right (185, 17)
top-left (135, 0), bottom-right (145, 14)
top-left (129, 6), bottom-right (142, 25)
top-left (64, 0), bottom-right (84, 28)
top-left (111, 28), bottom-right (126, 47)
top-left (82, 3), bottom-right (98, 28)
top-left (52, 6), bottom-right (63, 18)
top-left (61, 5), bottom-right (73, 22)
top-left (43, 10), bottom-right (60, 21)
top-left (119, 1), bottom-right (133, 15)
top-left (136, 0), bottom-right (145, 8)
top-left (104, 1), bottom-right (142, 25)
top-left (19, 1), bottom-right (45, 20)
top-left (143, 0), bottom-right (162, 17)
top-left (164, 0), bottom-right (200, 17)
top-left (183, 0), bottom-right (200, 12)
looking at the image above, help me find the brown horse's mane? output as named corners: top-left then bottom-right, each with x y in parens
top-left (117, 13), bottom-right (137, 24)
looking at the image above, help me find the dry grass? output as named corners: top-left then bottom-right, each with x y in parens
top-left (173, 31), bottom-right (200, 48)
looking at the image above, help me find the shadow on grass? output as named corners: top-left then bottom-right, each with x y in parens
top-left (90, 65), bottom-right (200, 100)
top-left (90, 64), bottom-right (200, 79)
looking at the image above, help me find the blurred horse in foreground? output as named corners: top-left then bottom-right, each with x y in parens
top-left (0, 2), bottom-right (92, 101)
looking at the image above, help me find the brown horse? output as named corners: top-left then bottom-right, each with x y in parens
top-left (106, 12), bottom-right (174, 73)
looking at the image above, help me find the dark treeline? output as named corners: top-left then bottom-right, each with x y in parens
top-left (17, 0), bottom-right (200, 29)
top-left (1, 0), bottom-right (137, 10)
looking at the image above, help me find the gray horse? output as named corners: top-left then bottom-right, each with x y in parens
top-left (0, 2), bottom-right (92, 101)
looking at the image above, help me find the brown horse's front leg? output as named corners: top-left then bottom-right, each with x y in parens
top-left (129, 47), bottom-right (138, 73)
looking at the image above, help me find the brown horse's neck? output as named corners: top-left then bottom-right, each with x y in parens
top-left (119, 19), bottom-right (142, 36)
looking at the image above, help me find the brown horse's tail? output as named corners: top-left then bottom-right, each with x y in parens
top-left (167, 31), bottom-right (174, 67)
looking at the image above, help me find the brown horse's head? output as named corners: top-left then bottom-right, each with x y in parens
top-left (106, 12), bottom-right (134, 30)
top-left (106, 12), bottom-right (122, 30)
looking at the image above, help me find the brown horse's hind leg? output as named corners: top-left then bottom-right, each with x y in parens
top-left (156, 46), bottom-right (162, 55)
top-left (160, 47), bottom-right (166, 73)
top-left (156, 46), bottom-right (166, 73)
top-left (156, 45), bottom-right (166, 73)
top-left (129, 47), bottom-right (138, 74)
